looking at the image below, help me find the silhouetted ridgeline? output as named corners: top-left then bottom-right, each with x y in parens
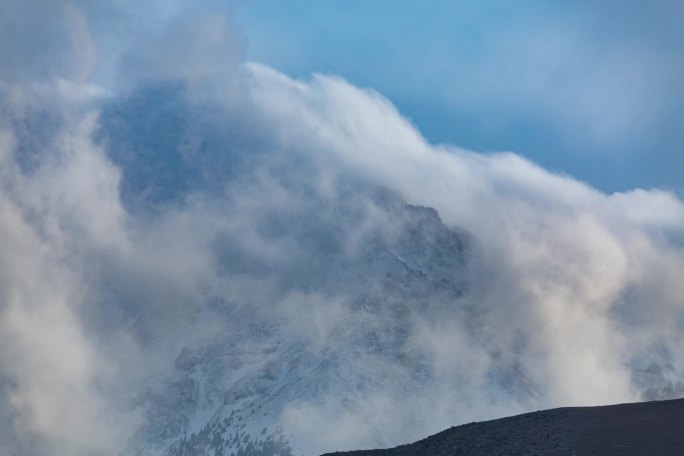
top-left (323, 398), bottom-right (684, 456)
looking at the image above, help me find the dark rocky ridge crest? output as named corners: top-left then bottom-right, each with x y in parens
top-left (323, 398), bottom-right (684, 456)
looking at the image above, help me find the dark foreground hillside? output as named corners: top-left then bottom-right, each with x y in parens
top-left (324, 398), bottom-right (684, 456)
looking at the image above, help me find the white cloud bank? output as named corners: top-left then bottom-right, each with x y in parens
top-left (0, 1), bottom-right (684, 454)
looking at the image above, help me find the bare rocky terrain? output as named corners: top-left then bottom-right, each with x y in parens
top-left (323, 398), bottom-right (684, 456)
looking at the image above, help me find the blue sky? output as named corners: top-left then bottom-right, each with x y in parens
top-left (234, 0), bottom-right (684, 195)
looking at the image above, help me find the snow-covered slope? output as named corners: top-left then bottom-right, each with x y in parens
top-left (125, 201), bottom-right (469, 456)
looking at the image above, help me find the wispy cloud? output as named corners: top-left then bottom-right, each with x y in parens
top-left (235, 1), bottom-right (684, 192)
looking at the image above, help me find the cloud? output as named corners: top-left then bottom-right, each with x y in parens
top-left (225, 63), bottom-right (684, 450)
top-left (1, 1), bottom-right (684, 455)
top-left (0, 1), bottom-right (99, 84)
top-left (116, 13), bottom-right (243, 90)
top-left (237, 1), bottom-right (684, 154)
top-left (0, 97), bottom-right (140, 454)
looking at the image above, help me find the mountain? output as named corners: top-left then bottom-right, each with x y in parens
top-left (120, 187), bottom-right (683, 456)
top-left (324, 398), bottom-right (684, 456)
top-left (126, 200), bottom-right (472, 456)
top-left (97, 84), bottom-right (684, 456)
top-left (125, 191), bottom-right (683, 456)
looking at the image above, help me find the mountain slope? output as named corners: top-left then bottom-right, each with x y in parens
top-left (127, 201), bottom-right (473, 456)
top-left (324, 398), bottom-right (684, 456)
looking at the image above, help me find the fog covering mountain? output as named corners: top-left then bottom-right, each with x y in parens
top-left (1, 2), bottom-right (684, 455)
